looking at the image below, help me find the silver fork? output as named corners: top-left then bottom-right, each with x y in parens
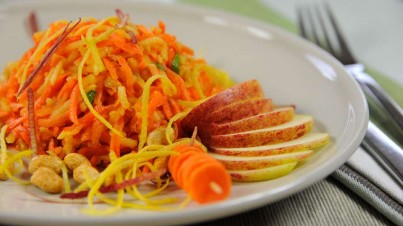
top-left (298, 3), bottom-right (403, 132)
top-left (297, 3), bottom-right (403, 185)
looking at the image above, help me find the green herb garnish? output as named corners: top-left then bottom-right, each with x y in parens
top-left (86, 90), bottom-right (96, 104)
top-left (155, 63), bottom-right (166, 72)
top-left (171, 54), bottom-right (180, 74)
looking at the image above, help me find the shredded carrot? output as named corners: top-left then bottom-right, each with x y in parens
top-left (69, 84), bottom-right (80, 124)
top-left (102, 58), bottom-right (118, 80)
top-left (148, 90), bottom-right (165, 115)
top-left (110, 118), bottom-right (124, 157)
top-left (162, 101), bottom-right (172, 119)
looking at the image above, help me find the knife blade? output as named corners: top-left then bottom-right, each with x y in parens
top-left (362, 121), bottom-right (403, 186)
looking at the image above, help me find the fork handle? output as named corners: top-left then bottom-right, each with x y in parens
top-left (362, 121), bottom-right (403, 185)
top-left (346, 64), bottom-right (403, 132)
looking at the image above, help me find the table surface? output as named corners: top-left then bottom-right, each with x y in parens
top-left (194, 178), bottom-right (393, 226)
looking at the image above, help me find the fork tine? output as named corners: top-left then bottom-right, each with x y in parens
top-left (314, 4), bottom-right (337, 58)
top-left (297, 6), bottom-right (308, 39)
top-left (305, 5), bottom-right (322, 47)
top-left (297, 5), bottom-right (325, 49)
top-left (297, 3), bottom-right (357, 65)
top-left (323, 2), bottom-right (356, 64)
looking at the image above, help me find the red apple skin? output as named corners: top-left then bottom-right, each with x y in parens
top-left (205, 98), bottom-right (273, 124)
top-left (206, 119), bottom-right (313, 148)
top-left (208, 107), bottom-right (294, 135)
top-left (195, 98), bottom-right (273, 141)
top-left (181, 80), bottom-right (264, 135)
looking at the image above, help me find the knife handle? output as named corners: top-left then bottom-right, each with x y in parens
top-left (362, 121), bottom-right (403, 186)
top-left (348, 64), bottom-right (403, 133)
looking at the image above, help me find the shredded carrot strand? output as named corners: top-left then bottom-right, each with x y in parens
top-left (69, 84), bottom-right (80, 124)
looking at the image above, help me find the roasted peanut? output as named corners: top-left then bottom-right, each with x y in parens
top-left (28, 155), bottom-right (63, 174)
top-left (30, 167), bottom-right (63, 194)
top-left (146, 127), bottom-right (174, 145)
top-left (63, 153), bottom-right (91, 171)
top-left (73, 164), bottom-right (99, 184)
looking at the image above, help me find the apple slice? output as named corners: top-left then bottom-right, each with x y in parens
top-left (209, 150), bottom-right (313, 170)
top-left (210, 133), bottom-right (329, 156)
top-left (207, 115), bottom-right (313, 148)
top-left (229, 162), bottom-right (298, 182)
top-left (205, 98), bottom-right (273, 124)
top-left (182, 80), bottom-right (264, 134)
top-left (209, 107), bottom-right (295, 135)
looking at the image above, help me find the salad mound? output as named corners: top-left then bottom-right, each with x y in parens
top-left (0, 11), bottom-right (234, 213)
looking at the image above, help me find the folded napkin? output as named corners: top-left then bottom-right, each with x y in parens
top-left (334, 148), bottom-right (403, 224)
top-left (347, 149), bottom-right (402, 205)
top-left (181, 0), bottom-right (403, 224)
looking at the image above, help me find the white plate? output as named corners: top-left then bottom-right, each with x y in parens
top-left (0, 1), bottom-right (368, 225)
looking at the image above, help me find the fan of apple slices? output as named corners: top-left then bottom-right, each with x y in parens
top-left (181, 80), bottom-right (330, 182)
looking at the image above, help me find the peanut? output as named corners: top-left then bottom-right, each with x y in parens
top-left (73, 164), bottom-right (99, 184)
top-left (30, 167), bottom-right (63, 194)
top-left (28, 155), bottom-right (63, 174)
top-left (63, 153), bottom-right (91, 171)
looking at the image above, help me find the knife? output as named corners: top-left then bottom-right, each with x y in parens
top-left (362, 121), bottom-right (403, 186)
top-left (348, 64), bottom-right (403, 133)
